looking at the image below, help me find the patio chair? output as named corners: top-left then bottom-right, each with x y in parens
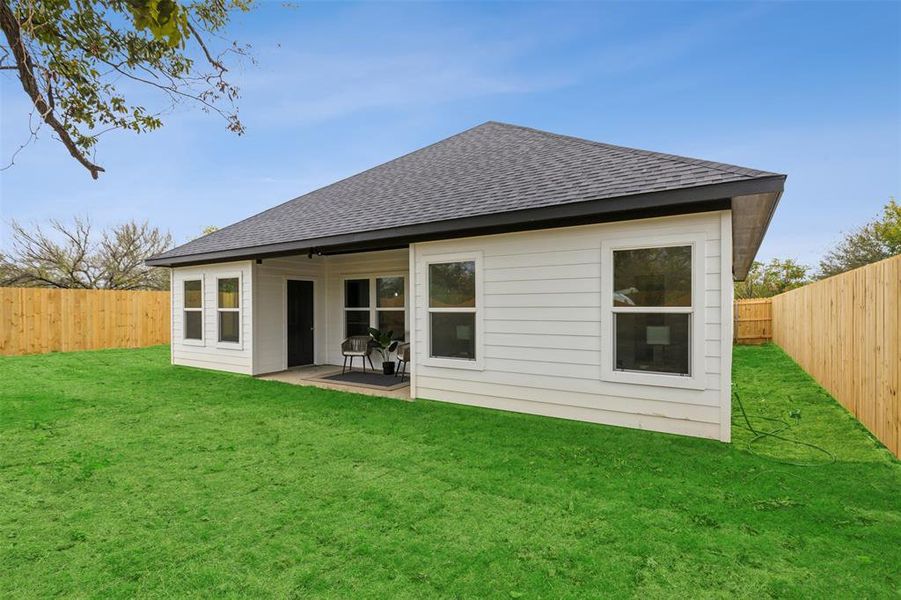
top-left (395, 342), bottom-right (411, 379)
top-left (341, 335), bottom-right (375, 374)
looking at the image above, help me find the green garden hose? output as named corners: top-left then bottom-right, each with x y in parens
top-left (732, 388), bottom-right (836, 467)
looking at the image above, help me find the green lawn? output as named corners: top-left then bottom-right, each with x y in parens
top-left (1, 345), bottom-right (898, 598)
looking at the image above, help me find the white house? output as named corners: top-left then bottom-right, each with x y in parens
top-left (147, 122), bottom-right (784, 442)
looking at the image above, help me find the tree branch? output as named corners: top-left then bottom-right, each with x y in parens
top-left (186, 20), bottom-right (226, 74)
top-left (0, 0), bottom-right (104, 179)
top-left (101, 59), bottom-right (231, 120)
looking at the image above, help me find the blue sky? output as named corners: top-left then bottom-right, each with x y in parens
top-left (1, 1), bottom-right (899, 266)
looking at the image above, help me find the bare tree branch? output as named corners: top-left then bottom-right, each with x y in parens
top-left (0, 109), bottom-right (40, 172)
top-left (4, 218), bottom-right (172, 290)
top-left (187, 19), bottom-right (226, 73)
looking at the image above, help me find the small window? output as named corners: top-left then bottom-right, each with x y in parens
top-left (376, 276), bottom-right (405, 341)
top-left (428, 261), bottom-right (477, 360)
top-left (183, 279), bottom-right (202, 341)
top-left (612, 246), bottom-right (692, 376)
top-left (217, 277), bottom-right (240, 343)
top-left (344, 279), bottom-right (370, 336)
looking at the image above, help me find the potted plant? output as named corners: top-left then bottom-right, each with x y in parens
top-left (368, 327), bottom-right (399, 375)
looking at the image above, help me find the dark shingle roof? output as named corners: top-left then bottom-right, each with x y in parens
top-left (152, 121), bottom-right (782, 262)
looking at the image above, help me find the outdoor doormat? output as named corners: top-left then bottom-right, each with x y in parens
top-left (320, 371), bottom-right (409, 390)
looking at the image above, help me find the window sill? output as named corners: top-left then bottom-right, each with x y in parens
top-left (216, 341), bottom-right (244, 351)
top-left (601, 369), bottom-right (705, 390)
top-left (181, 338), bottom-right (205, 347)
top-left (422, 356), bottom-right (483, 371)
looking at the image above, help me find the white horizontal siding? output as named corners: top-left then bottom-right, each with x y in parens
top-left (485, 264), bottom-right (601, 281)
top-left (415, 387), bottom-right (721, 439)
top-left (415, 363), bottom-right (723, 405)
top-left (171, 261), bottom-right (253, 375)
top-left (484, 333), bottom-right (601, 350)
top-left (481, 337), bottom-right (723, 361)
top-left (416, 376), bottom-right (721, 422)
top-left (486, 278), bottom-right (601, 295)
top-left (252, 256), bottom-right (326, 375)
top-left (486, 248), bottom-right (600, 269)
top-left (484, 293), bottom-right (600, 308)
top-left (481, 319), bottom-right (601, 336)
top-left (411, 211), bottom-right (730, 440)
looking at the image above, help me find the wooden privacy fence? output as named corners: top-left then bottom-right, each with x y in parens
top-left (0, 288), bottom-right (170, 356)
top-left (734, 298), bottom-right (772, 344)
top-left (771, 255), bottom-right (899, 457)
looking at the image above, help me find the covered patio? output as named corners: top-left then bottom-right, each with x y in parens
top-left (259, 364), bottom-right (410, 400)
top-left (249, 246), bottom-right (412, 385)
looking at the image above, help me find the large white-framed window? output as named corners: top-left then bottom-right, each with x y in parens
top-left (343, 274), bottom-right (407, 340)
top-left (183, 278), bottom-right (204, 344)
top-left (600, 234), bottom-right (705, 389)
top-left (216, 275), bottom-right (242, 347)
top-left (423, 251), bottom-right (483, 370)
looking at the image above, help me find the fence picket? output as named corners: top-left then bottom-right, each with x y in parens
top-left (769, 255), bottom-right (899, 458)
top-left (0, 288), bottom-right (170, 357)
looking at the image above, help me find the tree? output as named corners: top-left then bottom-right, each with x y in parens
top-left (818, 198), bottom-right (901, 278)
top-left (0, 0), bottom-right (252, 179)
top-left (2, 217), bottom-right (172, 289)
top-left (0, 251), bottom-right (17, 285)
top-left (734, 258), bottom-right (810, 299)
top-left (873, 198), bottom-right (901, 253)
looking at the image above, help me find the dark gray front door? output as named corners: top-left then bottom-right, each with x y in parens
top-left (287, 280), bottom-right (314, 367)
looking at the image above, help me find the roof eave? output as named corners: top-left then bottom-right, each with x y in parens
top-left (731, 183), bottom-right (785, 281)
top-left (146, 175), bottom-right (785, 268)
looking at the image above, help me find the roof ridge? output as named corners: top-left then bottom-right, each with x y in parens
top-left (486, 121), bottom-right (781, 179)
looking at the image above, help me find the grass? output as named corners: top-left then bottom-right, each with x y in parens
top-left (1, 344), bottom-right (898, 598)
